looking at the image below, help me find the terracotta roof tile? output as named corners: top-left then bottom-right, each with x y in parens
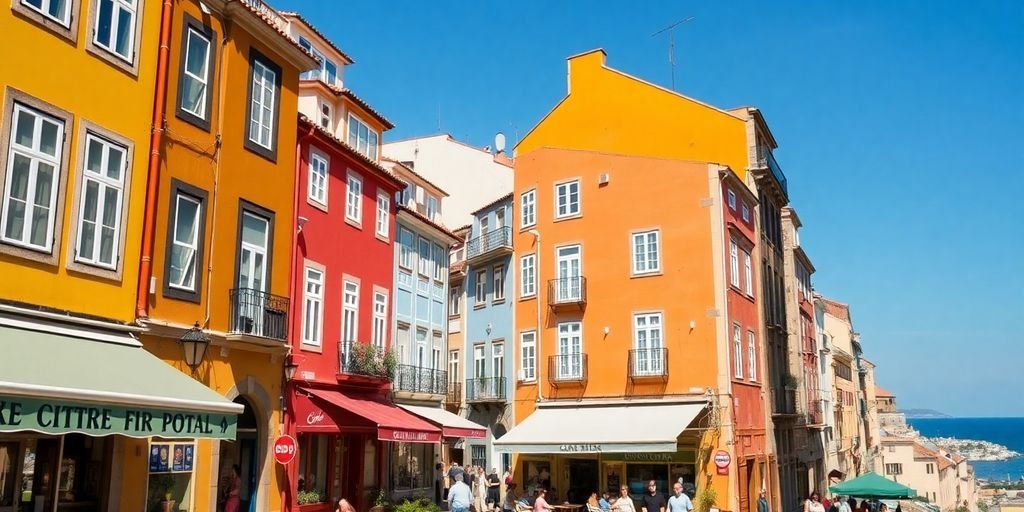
top-left (820, 297), bottom-right (851, 322)
top-left (381, 157), bottom-right (449, 197)
top-left (875, 386), bottom-right (895, 398)
top-left (232, 1), bottom-right (317, 62)
top-left (320, 83), bottom-right (394, 130)
top-left (397, 204), bottom-right (460, 243)
top-left (278, 11), bottom-right (355, 65)
top-left (298, 114), bottom-right (404, 190)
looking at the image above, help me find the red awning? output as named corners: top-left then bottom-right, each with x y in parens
top-left (398, 403), bottom-right (487, 439)
top-left (296, 388), bottom-right (441, 443)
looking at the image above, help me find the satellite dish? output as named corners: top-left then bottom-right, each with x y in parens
top-left (494, 132), bottom-right (506, 153)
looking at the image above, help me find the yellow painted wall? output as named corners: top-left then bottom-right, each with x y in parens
top-left (0, 0), bottom-right (160, 321)
top-left (515, 50), bottom-right (750, 179)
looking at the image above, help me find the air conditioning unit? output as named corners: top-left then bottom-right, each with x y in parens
top-left (598, 173), bottom-right (610, 185)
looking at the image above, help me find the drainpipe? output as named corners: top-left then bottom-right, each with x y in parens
top-left (528, 230), bottom-right (542, 401)
top-left (135, 0), bottom-right (174, 318)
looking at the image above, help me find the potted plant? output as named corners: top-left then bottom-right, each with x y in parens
top-left (369, 488), bottom-right (390, 512)
top-left (783, 374), bottom-right (799, 390)
top-left (156, 475), bottom-right (176, 512)
top-left (381, 349), bottom-right (398, 380)
top-left (695, 486), bottom-right (717, 512)
top-left (297, 489), bottom-right (324, 505)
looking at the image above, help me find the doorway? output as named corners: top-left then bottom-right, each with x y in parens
top-left (218, 397), bottom-right (260, 512)
top-left (566, 459), bottom-right (599, 505)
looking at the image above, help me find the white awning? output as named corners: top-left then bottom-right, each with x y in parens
top-left (398, 404), bottom-right (488, 438)
top-left (493, 401), bottom-right (706, 454)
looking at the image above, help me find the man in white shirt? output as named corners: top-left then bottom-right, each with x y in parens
top-left (667, 483), bottom-right (693, 512)
top-left (449, 473), bottom-right (473, 512)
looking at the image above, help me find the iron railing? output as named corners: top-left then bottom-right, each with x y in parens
top-left (228, 288), bottom-right (288, 341)
top-left (338, 340), bottom-right (392, 380)
top-left (757, 150), bottom-right (788, 198)
top-left (807, 399), bottom-right (825, 426)
top-left (773, 387), bottom-right (796, 415)
top-left (628, 348), bottom-right (668, 379)
top-left (466, 226), bottom-right (512, 261)
top-left (548, 353), bottom-right (587, 384)
top-left (393, 364), bottom-right (447, 395)
top-left (446, 381), bottom-right (462, 405)
top-left (465, 377), bottom-right (507, 402)
top-left (547, 276), bottom-right (587, 306)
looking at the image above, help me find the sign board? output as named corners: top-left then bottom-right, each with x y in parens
top-left (274, 435), bottom-right (298, 465)
top-left (149, 442), bottom-right (195, 474)
top-left (713, 450), bottom-right (731, 475)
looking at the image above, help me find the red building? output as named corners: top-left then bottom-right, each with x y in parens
top-left (723, 171), bottom-right (772, 512)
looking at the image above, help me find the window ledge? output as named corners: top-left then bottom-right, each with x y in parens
top-left (307, 198), bottom-right (328, 213)
top-left (66, 260), bottom-right (122, 283)
top-left (11, 3), bottom-right (79, 44)
top-left (519, 295), bottom-right (537, 302)
top-left (553, 213), bottom-right (582, 223)
top-left (375, 233), bottom-right (389, 243)
top-left (300, 343), bottom-right (323, 354)
top-left (85, 43), bottom-right (139, 78)
top-left (630, 271), bottom-right (663, 279)
top-left (473, 303), bottom-right (487, 310)
top-left (344, 216), bottom-right (362, 229)
top-left (492, 298), bottom-right (507, 305)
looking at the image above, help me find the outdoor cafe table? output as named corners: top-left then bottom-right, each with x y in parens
top-left (552, 505), bottom-right (583, 512)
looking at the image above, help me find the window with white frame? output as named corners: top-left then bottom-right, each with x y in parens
top-left (474, 269), bottom-right (487, 304)
top-left (473, 344), bottom-right (486, 379)
top-left (448, 350), bottom-right (460, 386)
top-left (519, 254), bottom-right (535, 297)
top-left (520, 331), bottom-right (536, 381)
top-left (416, 328), bottom-right (428, 367)
top-left (375, 192), bottom-right (389, 238)
top-left (180, 26), bottom-right (212, 120)
top-left (432, 244), bottom-right (445, 281)
top-left (492, 343), bottom-right (505, 379)
top-left (633, 313), bottom-right (664, 376)
top-left (167, 191), bottom-right (202, 292)
top-left (885, 464), bottom-right (902, 476)
top-left (345, 172), bottom-right (362, 223)
top-left (729, 239), bottom-right (739, 287)
top-left (492, 264), bottom-right (504, 301)
top-left (556, 322), bottom-right (583, 379)
top-left (417, 237), bottom-right (432, 276)
top-left (93, 0), bottom-right (138, 62)
top-left (248, 57), bottom-right (277, 150)
top-left (520, 189), bottom-right (535, 228)
top-left (741, 202), bottom-right (750, 222)
top-left (727, 189), bottom-right (737, 210)
top-left (347, 114), bottom-right (379, 161)
top-left (425, 195), bottom-right (438, 221)
top-left (631, 229), bottom-right (660, 274)
top-left (74, 133), bottom-right (127, 269)
top-left (298, 37), bottom-right (338, 85)
top-left (432, 346), bottom-right (441, 371)
top-left (449, 285), bottom-right (461, 316)
top-left (743, 249), bottom-right (753, 294)
top-left (733, 324), bottom-right (743, 378)
top-left (308, 150), bottom-right (328, 206)
top-left (747, 331), bottom-right (757, 381)
top-left (342, 280), bottom-right (359, 344)
top-left (319, 102), bottom-right (331, 130)
top-left (398, 227), bottom-right (413, 269)
top-left (372, 291), bottom-right (387, 350)
top-left (21, 0), bottom-right (72, 27)
top-left (302, 266), bottom-right (324, 346)
top-left (2, 103), bottom-right (66, 252)
top-left (555, 180), bottom-right (580, 218)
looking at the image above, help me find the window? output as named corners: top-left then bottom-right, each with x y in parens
top-left (473, 345), bottom-right (486, 378)
top-left (474, 269), bottom-right (487, 304)
top-left (391, 442), bottom-right (430, 491)
top-left (417, 237), bottom-right (432, 276)
top-left (887, 445), bottom-right (896, 453)
top-left (926, 463), bottom-right (934, 475)
top-left (297, 434), bottom-right (331, 504)
top-left (631, 229), bottom-right (660, 274)
top-left (2, 103), bottom-right (66, 253)
top-left (470, 445), bottom-right (486, 469)
top-left (520, 331), bottom-right (536, 381)
top-left (729, 239), bottom-right (739, 287)
top-left (372, 291), bottom-right (387, 350)
top-left (556, 322), bottom-right (583, 379)
top-left (164, 181), bottom-right (206, 299)
top-left (375, 192), bottom-right (389, 238)
top-left (495, 208), bottom-right (505, 229)
top-left (448, 350), bottom-right (460, 387)
top-left (308, 150), bottom-right (328, 207)
top-left (93, 0), bottom-right (138, 62)
top-left (741, 202), bottom-right (750, 222)
top-left (347, 114), bottom-right (379, 161)
top-left (237, 208), bottom-right (270, 292)
top-left (520, 254), bottom-right (536, 297)
top-left (235, 204), bottom-right (273, 336)
top-left (302, 266), bottom-right (324, 346)
top-left (633, 313), bottom-right (664, 376)
top-left (342, 280), bottom-right (359, 343)
top-left (319, 102), bottom-right (331, 130)
top-left (743, 250), bottom-right (753, 295)
top-left (747, 331), bottom-right (757, 381)
top-left (396, 182), bottom-right (412, 207)
top-left (449, 285), bottom-right (461, 316)
top-left (733, 324), bottom-right (743, 378)
top-left (520, 189), bottom-right (536, 228)
top-left (20, 0), bottom-right (73, 27)
top-left (425, 195), bottom-right (438, 221)
top-left (432, 244), bottom-right (445, 281)
top-left (727, 189), bottom-right (737, 210)
top-left (345, 172), bottom-right (362, 223)
top-left (398, 227), bottom-right (413, 269)
top-left (492, 264), bottom-right (504, 301)
top-left (245, 51), bottom-right (281, 159)
top-left (432, 345), bottom-right (441, 371)
top-left (492, 343), bottom-right (505, 379)
top-left (885, 463), bottom-right (902, 476)
top-left (555, 180), bottom-right (580, 218)
top-left (298, 37), bottom-right (338, 85)
top-left (177, 21), bottom-right (214, 127)
top-left (73, 133), bottom-right (127, 269)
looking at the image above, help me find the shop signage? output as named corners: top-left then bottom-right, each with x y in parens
top-left (0, 395), bottom-right (237, 440)
top-left (379, 428), bottom-right (441, 443)
top-left (559, 444), bottom-right (603, 453)
top-left (713, 450), bottom-right (731, 475)
top-left (273, 435), bottom-right (298, 465)
top-left (306, 410), bottom-right (326, 425)
top-left (603, 451), bottom-right (695, 463)
top-left (149, 442), bottom-right (195, 473)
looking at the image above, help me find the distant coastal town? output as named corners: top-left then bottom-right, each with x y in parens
top-left (925, 437), bottom-right (1021, 462)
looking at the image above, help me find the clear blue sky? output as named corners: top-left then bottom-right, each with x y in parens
top-left (274, 0), bottom-right (1024, 417)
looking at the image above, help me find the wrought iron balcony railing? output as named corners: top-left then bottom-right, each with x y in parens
top-left (446, 381), bottom-right (462, 406)
top-left (773, 387), bottom-right (796, 416)
top-left (465, 226), bottom-right (512, 262)
top-left (393, 364), bottom-right (447, 395)
top-left (547, 276), bottom-right (587, 307)
top-left (628, 348), bottom-right (668, 380)
top-left (548, 353), bottom-right (587, 384)
top-left (465, 377), bottom-right (507, 402)
top-left (228, 288), bottom-right (288, 341)
top-left (338, 340), bottom-right (393, 380)
top-left (756, 150), bottom-right (788, 198)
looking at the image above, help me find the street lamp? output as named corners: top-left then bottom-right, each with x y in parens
top-left (284, 355), bottom-right (299, 381)
top-left (180, 322), bottom-right (210, 373)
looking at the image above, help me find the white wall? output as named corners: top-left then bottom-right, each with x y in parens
top-left (383, 135), bottom-right (514, 229)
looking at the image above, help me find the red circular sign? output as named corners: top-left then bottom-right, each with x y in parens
top-left (713, 450), bottom-right (731, 468)
top-left (273, 435), bottom-right (297, 465)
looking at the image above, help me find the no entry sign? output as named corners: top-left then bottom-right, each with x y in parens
top-left (713, 450), bottom-right (731, 475)
top-left (273, 435), bottom-right (297, 465)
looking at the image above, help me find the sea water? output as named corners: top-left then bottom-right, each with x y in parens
top-left (908, 417), bottom-right (1024, 482)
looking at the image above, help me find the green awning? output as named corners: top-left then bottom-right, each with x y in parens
top-left (829, 472), bottom-right (917, 499)
top-left (0, 321), bottom-right (241, 440)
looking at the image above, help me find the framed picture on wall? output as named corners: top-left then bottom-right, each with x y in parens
top-left (521, 460), bottom-right (551, 494)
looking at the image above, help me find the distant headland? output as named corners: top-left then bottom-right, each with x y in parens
top-left (900, 408), bottom-right (951, 418)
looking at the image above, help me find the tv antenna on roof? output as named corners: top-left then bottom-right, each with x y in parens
top-left (650, 16), bottom-right (695, 91)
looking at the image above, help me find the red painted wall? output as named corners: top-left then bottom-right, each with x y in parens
top-left (290, 126), bottom-right (402, 383)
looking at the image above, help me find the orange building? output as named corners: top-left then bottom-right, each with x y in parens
top-left (495, 49), bottom-right (787, 512)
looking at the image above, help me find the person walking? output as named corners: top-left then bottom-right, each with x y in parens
top-left (613, 486), bottom-right (636, 512)
top-left (503, 483), bottom-right (520, 512)
top-left (668, 482), bottom-right (693, 512)
top-left (449, 473), bottom-right (474, 512)
top-left (223, 465), bottom-right (242, 512)
top-left (489, 468), bottom-right (501, 510)
top-left (757, 490), bottom-right (769, 512)
top-left (642, 481), bottom-right (666, 512)
top-left (837, 497), bottom-right (851, 512)
top-left (804, 492), bottom-right (826, 512)
top-left (475, 466), bottom-right (489, 512)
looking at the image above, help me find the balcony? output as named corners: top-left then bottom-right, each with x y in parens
top-left (445, 381), bottom-right (462, 407)
top-left (338, 341), bottom-right (394, 381)
top-left (772, 387), bottom-right (797, 416)
top-left (807, 399), bottom-right (825, 427)
top-left (465, 377), bottom-right (506, 403)
top-left (240, 0), bottom-right (288, 30)
top-left (393, 364), bottom-right (447, 397)
top-left (755, 150), bottom-right (789, 198)
top-left (628, 348), bottom-right (668, 380)
top-left (228, 288), bottom-right (288, 341)
top-left (465, 226), bottom-right (513, 264)
top-left (548, 354), bottom-right (587, 386)
top-left (547, 277), bottom-right (587, 309)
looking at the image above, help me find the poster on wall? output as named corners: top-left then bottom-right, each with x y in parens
top-left (605, 463), bottom-right (623, 495)
top-left (183, 445), bottom-right (194, 471)
top-left (172, 445), bottom-right (185, 472)
top-left (149, 443), bottom-right (195, 474)
top-left (521, 460), bottom-right (552, 495)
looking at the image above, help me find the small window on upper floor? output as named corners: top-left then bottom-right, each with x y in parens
top-left (426, 195), bottom-right (438, 221)
top-left (741, 202), bottom-right (750, 223)
top-left (348, 114), bottom-right (378, 161)
top-left (727, 189), bottom-right (737, 210)
top-left (298, 37), bottom-right (338, 85)
top-left (92, 0), bottom-right (139, 64)
top-left (555, 180), bottom-right (580, 219)
top-left (244, 50), bottom-right (282, 161)
top-left (319, 102), bottom-right (332, 131)
top-left (176, 19), bottom-right (215, 130)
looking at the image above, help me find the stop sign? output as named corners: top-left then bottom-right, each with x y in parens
top-left (273, 435), bottom-right (297, 465)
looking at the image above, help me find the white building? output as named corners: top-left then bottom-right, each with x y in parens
top-left (383, 134), bottom-right (514, 228)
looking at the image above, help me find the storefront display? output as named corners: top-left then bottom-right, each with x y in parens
top-left (146, 441), bottom-right (196, 512)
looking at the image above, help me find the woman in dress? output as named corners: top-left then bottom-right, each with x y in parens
top-left (475, 466), bottom-right (489, 512)
top-left (804, 492), bottom-right (826, 512)
top-left (224, 465), bottom-right (242, 512)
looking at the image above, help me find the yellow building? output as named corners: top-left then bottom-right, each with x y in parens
top-left (132, 0), bottom-right (316, 511)
top-left (0, 0), bottom-right (243, 510)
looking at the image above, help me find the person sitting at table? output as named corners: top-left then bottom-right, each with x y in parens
top-left (599, 492), bottom-right (612, 511)
top-left (503, 484), bottom-right (520, 512)
top-left (548, 487), bottom-right (560, 504)
top-left (534, 489), bottom-right (554, 512)
top-left (587, 492), bottom-right (602, 512)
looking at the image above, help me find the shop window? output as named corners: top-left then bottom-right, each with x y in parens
top-left (364, 440), bottom-right (377, 488)
top-left (471, 445), bottom-right (487, 469)
top-left (391, 442), bottom-right (430, 491)
top-left (145, 440), bottom-right (194, 512)
top-left (297, 434), bottom-right (331, 505)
